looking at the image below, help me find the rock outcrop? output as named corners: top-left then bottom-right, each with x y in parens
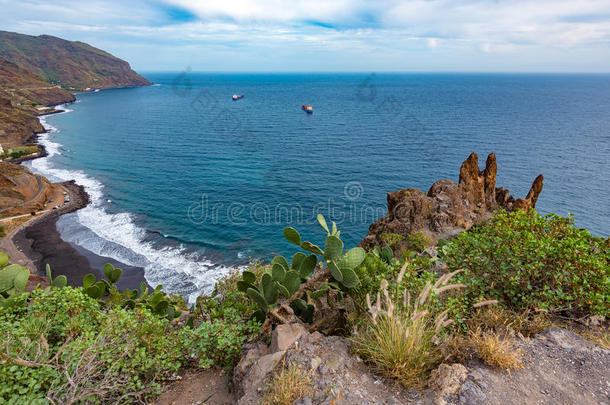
top-left (233, 324), bottom-right (415, 405)
top-left (233, 325), bottom-right (609, 405)
top-left (360, 153), bottom-right (543, 248)
top-left (0, 162), bottom-right (62, 217)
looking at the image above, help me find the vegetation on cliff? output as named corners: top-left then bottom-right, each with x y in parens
top-left (0, 255), bottom-right (260, 403)
top-left (0, 31), bottom-right (150, 91)
top-left (0, 207), bottom-right (608, 402)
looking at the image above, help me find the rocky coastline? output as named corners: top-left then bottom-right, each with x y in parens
top-left (3, 104), bottom-right (150, 289)
top-left (0, 32), bottom-right (152, 288)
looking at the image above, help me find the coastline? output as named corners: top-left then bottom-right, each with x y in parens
top-left (2, 100), bottom-right (149, 290)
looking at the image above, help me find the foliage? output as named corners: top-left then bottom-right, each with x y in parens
top-left (0, 253), bottom-right (29, 297)
top-left (81, 263), bottom-right (184, 321)
top-left (238, 214), bottom-right (365, 324)
top-left (181, 307), bottom-right (261, 370)
top-left (0, 287), bottom-right (185, 403)
top-left (196, 263), bottom-right (265, 322)
top-left (351, 249), bottom-right (438, 312)
top-left (262, 361), bottom-right (313, 405)
top-left (443, 209), bottom-right (610, 316)
top-left (380, 232), bottom-right (404, 249)
top-left (352, 271), bottom-right (471, 388)
top-left (0, 226), bottom-right (5, 237)
top-left (406, 231), bottom-right (430, 253)
top-left (0, 251), bottom-right (261, 403)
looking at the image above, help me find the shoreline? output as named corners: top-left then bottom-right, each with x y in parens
top-left (2, 100), bottom-right (149, 290)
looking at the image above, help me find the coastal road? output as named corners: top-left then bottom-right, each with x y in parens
top-left (0, 184), bottom-right (72, 271)
top-left (0, 210), bottom-right (50, 222)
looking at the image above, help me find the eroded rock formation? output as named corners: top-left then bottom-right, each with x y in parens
top-left (360, 152), bottom-right (543, 248)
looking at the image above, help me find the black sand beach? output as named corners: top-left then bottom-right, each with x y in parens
top-left (12, 181), bottom-right (149, 290)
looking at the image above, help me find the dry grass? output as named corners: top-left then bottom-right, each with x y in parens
top-left (262, 362), bottom-right (313, 405)
top-left (442, 307), bottom-right (534, 369)
top-left (469, 328), bottom-right (523, 370)
top-left (580, 328), bottom-right (610, 349)
top-left (468, 306), bottom-right (551, 337)
top-left (352, 270), bottom-right (469, 388)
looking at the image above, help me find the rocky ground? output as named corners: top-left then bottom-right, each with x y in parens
top-left (159, 325), bottom-right (609, 405)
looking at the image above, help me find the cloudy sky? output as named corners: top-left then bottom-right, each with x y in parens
top-left (1, 0), bottom-right (609, 72)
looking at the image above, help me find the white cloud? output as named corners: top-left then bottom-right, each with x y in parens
top-left (0, 0), bottom-right (609, 71)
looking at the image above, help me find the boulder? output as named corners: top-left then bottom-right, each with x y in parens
top-left (270, 323), bottom-right (308, 353)
top-left (360, 153), bottom-right (543, 249)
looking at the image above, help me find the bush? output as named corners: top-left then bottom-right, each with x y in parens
top-left (352, 272), bottom-right (468, 388)
top-left (0, 288), bottom-right (186, 403)
top-left (182, 307), bottom-right (260, 370)
top-left (381, 232), bottom-right (404, 248)
top-left (196, 263), bottom-right (265, 322)
top-left (407, 231), bottom-right (430, 253)
top-left (444, 210), bottom-right (609, 316)
top-left (0, 281), bottom-right (261, 403)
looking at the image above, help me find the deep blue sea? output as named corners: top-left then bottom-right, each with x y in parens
top-left (28, 73), bottom-right (610, 300)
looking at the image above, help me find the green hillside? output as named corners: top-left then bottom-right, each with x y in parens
top-left (0, 31), bottom-right (150, 90)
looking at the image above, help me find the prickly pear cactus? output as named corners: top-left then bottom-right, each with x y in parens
top-left (0, 261), bottom-right (30, 296)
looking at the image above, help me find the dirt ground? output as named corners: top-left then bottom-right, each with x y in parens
top-left (154, 369), bottom-right (235, 405)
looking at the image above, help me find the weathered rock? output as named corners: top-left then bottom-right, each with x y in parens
top-left (270, 323), bottom-right (308, 353)
top-left (234, 326), bottom-right (609, 405)
top-left (429, 364), bottom-right (468, 405)
top-left (236, 351), bottom-right (285, 405)
top-left (235, 322), bottom-right (609, 405)
top-left (456, 327), bottom-right (610, 405)
top-left (235, 326), bottom-right (415, 404)
top-left (360, 153), bottom-right (543, 249)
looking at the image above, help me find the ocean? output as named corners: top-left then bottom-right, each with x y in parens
top-left (27, 73), bottom-right (610, 301)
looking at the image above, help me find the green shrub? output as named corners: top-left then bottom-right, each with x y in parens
top-left (196, 263), bottom-right (265, 322)
top-left (407, 232), bottom-right (430, 253)
top-left (443, 209), bottom-right (609, 316)
top-left (182, 307), bottom-right (260, 369)
top-left (0, 287), bottom-right (187, 403)
top-left (381, 232), bottom-right (404, 248)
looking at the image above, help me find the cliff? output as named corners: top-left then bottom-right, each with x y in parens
top-left (0, 162), bottom-right (61, 217)
top-left (0, 31), bottom-right (151, 90)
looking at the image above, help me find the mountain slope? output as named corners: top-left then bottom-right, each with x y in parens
top-left (0, 55), bottom-right (75, 106)
top-left (0, 31), bottom-right (150, 90)
top-left (0, 56), bottom-right (75, 148)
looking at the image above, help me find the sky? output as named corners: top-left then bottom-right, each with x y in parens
top-left (1, 0), bottom-right (609, 72)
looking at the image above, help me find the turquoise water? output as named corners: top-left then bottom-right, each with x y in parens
top-left (29, 73), bottom-right (610, 299)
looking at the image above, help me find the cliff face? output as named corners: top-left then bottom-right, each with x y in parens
top-left (0, 98), bottom-right (43, 148)
top-left (0, 162), bottom-right (59, 217)
top-left (0, 31), bottom-right (151, 90)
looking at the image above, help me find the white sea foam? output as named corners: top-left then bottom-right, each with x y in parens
top-left (30, 106), bottom-right (235, 303)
